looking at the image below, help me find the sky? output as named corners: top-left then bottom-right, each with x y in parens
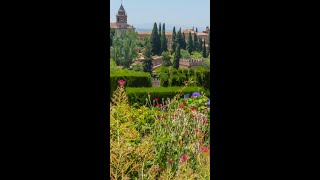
top-left (110, 0), bottom-right (210, 31)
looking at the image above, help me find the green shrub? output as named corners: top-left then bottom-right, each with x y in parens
top-left (159, 67), bottom-right (210, 90)
top-left (110, 69), bottom-right (152, 95)
top-left (126, 86), bottom-right (210, 106)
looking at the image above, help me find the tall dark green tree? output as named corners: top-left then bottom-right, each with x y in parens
top-left (171, 27), bottom-right (177, 54)
top-left (176, 28), bottom-right (183, 48)
top-left (160, 23), bottom-right (167, 52)
top-left (143, 41), bottom-right (153, 73)
top-left (173, 44), bottom-right (181, 69)
top-left (202, 40), bottom-right (207, 58)
top-left (182, 32), bottom-right (187, 50)
top-left (193, 32), bottom-right (198, 51)
top-left (159, 23), bottom-right (162, 37)
top-left (196, 27), bottom-right (198, 33)
top-left (150, 22), bottom-right (161, 55)
top-left (198, 38), bottom-right (203, 52)
top-left (187, 31), bottom-right (193, 54)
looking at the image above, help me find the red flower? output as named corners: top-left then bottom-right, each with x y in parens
top-left (201, 146), bottom-right (209, 153)
top-left (179, 102), bottom-right (187, 108)
top-left (156, 104), bottom-right (161, 107)
top-left (195, 129), bottom-right (199, 133)
top-left (180, 155), bottom-right (189, 163)
top-left (191, 106), bottom-right (197, 111)
top-left (169, 159), bottom-right (174, 163)
top-left (171, 117), bottom-right (174, 120)
top-left (162, 116), bottom-right (166, 119)
top-left (204, 107), bottom-right (208, 111)
top-left (118, 80), bottom-right (126, 86)
top-left (154, 98), bottom-right (159, 101)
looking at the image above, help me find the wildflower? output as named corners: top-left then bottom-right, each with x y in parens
top-left (180, 155), bottom-right (189, 163)
top-left (195, 129), bottom-right (199, 133)
top-left (118, 79), bottom-right (126, 86)
top-left (206, 99), bottom-right (210, 107)
top-left (184, 94), bottom-right (190, 98)
top-left (156, 104), bottom-right (161, 107)
top-left (201, 146), bottom-right (209, 153)
top-left (162, 116), bottom-right (166, 119)
top-left (192, 92), bottom-right (201, 98)
top-left (154, 97), bottom-right (159, 101)
top-left (171, 117), bottom-right (174, 120)
top-left (169, 159), bottom-right (174, 163)
top-left (191, 106), bottom-right (197, 111)
top-left (159, 168), bottom-right (163, 172)
top-left (179, 102), bottom-right (186, 108)
top-left (204, 107), bottom-right (208, 111)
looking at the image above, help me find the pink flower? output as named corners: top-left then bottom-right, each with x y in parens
top-left (154, 98), bottom-right (159, 101)
top-left (195, 129), bottom-right (199, 133)
top-left (156, 104), bottom-right (161, 107)
top-left (118, 80), bottom-right (126, 86)
top-left (201, 146), bottom-right (209, 153)
top-left (180, 155), bottom-right (189, 163)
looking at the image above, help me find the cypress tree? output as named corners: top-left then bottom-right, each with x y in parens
top-left (193, 32), bottom-right (198, 51)
top-left (198, 39), bottom-right (203, 52)
top-left (196, 27), bottom-right (198, 33)
top-left (161, 23), bottom-right (167, 52)
top-left (182, 32), bottom-right (186, 50)
top-left (143, 41), bottom-right (153, 73)
top-left (202, 40), bottom-right (207, 58)
top-left (150, 22), bottom-right (160, 55)
top-left (159, 23), bottom-right (162, 38)
top-left (171, 27), bottom-right (177, 54)
top-left (187, 31), bottom-right (193, 54)
top-left (173, 44), bottom-right (181, 69)
top-left (176, 28), bottom-right (183, 48)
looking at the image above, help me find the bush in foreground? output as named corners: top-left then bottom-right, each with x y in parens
top-left (110, 80), bottom-right (210, 179)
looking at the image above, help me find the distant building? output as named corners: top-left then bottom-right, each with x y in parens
top-left (179, 58), bottom-right (204, 69)
top-left (110, 3), bottom-right (135, 36)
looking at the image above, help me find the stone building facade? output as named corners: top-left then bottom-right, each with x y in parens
top-left (110, 3), bottom-right (135, 36)
top-left (179, 58), bottom-right (204, 69)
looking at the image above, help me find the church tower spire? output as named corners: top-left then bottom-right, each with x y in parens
top-left (116, 1), bottom-right (127, 28)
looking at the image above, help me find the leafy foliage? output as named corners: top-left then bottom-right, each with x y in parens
top-left (111, 31), bottom-right (138, 68)
top-left (150, 22), bottom-right (161, 55)
top-left (110, 69), bottom-right (152, 95)
top-left (161, 51), bottom-right (172, 67)
top-left (173, 44), bottom-right (181, 69)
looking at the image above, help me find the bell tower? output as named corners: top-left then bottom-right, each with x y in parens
top-left (116, 2), bottom-right (127, 29)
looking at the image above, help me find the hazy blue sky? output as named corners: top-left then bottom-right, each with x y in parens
top-left (110, 0), bottom-right (210, 31)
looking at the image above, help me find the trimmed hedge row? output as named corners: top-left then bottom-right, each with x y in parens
top-left (110, 69), bottom-right (152, 95)
top-left (157, 67), bottom-right (210, 90)
top-left (126, 86), bottom-right (210, 106)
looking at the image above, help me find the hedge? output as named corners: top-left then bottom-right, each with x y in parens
top-left (157, 67), bottom-right (210, 90)
top-left (110, 69), bottom-right (152, 95)
top-left (126, 86), bottom-right (210, 106)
